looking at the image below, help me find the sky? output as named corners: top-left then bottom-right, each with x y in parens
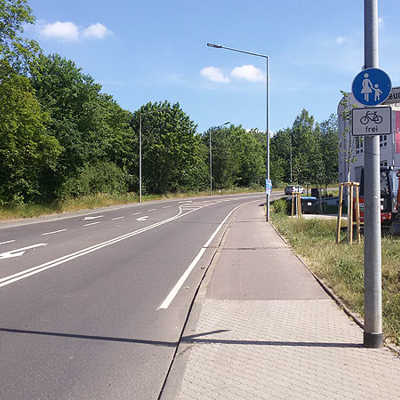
top-left (24, 0), bottom-right (400, 134)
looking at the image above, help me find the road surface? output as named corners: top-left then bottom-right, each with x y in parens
top-left (0, 193), bottom-right (274, 399)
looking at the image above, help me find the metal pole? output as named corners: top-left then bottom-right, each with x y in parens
top-left (363, 0), bottom-right (383, 348)
top-left (290, 132), bottom-right (293, 183)
top-left (206, 43), bottom-right (270, 221)
top-left (266, 56), bottom-right (270, 222)
top-left (210, 129), bottom-right (212, 194)
top-left (139, 114), bottom-right (142, 204)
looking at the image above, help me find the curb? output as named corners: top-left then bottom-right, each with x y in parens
top-left (270, 218), bottom-right (400, 357)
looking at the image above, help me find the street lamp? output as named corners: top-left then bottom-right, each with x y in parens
top-left (207, 42), bottom-right (271, 221)
top-left (131, 110), bottom-right (159, 204)
top-left (209, 122), bottom-right (230, 194)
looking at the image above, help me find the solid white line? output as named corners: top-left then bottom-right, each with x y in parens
top-left (0, 240), bottom-right (16, 245)
top-left (112, 216), bottom-right (125, 221)
top-left (157, 204), bottom-right (241, 310)
top-left (83, 222), bottom-right (101, 227)
top-left (0, 206), bottom-right (195, 289)
top-left (41, 229), bottom-right (67, 236)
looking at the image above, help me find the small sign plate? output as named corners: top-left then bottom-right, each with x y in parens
top-left (352, 106), bottom-right (392, 136)
top-left (265, 179), bottom-right (272, 195)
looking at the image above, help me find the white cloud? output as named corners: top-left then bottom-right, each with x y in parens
top-left (200, 66), bottom-right (230, 83)
top-left (39, 21), bottom-right (111, 41)
top-left (82, 23), bottom-right (110, 39)
top-left (335, 36), bottom-right (348, 45)
top-left (40, 21), bottom-right (79, 41)
top-left (231, 65), bottom-right (265, 82)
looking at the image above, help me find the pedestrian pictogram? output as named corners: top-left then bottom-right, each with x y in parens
top-left (352, 68), bottom-right (392, 106)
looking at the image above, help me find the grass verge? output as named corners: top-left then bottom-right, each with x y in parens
top-left (271, 198), bottom-right (400, 346)
top-left (0, 186), bottom-right (265, 221)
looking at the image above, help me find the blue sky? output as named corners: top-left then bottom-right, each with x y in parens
top-left (25, 0), bottom-right (400, 133)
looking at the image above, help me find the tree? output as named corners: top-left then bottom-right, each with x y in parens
top-left (30, 54), bottom-right (135, 197)
top-left (130, 101), bottom-right (208, 193)
top-left (0, 0), bottom-right (41, 73)
top-left (0, 60), bottom-right (61, 204)
top-left (320, 114), bottom-right (339, 187)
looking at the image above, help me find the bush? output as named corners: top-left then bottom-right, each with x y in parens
top-left (58, 162), bottom-right (129, 199)
top-left (272, 198), bottom-right (288, 214)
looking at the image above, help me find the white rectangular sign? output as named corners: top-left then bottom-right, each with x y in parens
top-left (383, 86), bottom-right (400, 105)
top-left (352, 106), bottom-right (392, 136)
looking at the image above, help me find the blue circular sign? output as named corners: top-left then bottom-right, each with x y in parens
top-left (351, 68), bottom-right (392, 106)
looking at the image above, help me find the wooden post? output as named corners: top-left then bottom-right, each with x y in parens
top-left (355, 183), bottom-right (361, 243)
top-left (336, 184), bottom-right (343, 243)
top-left (349, 183), bottom-right (354, 244)
top-left (297, 193), bottom-right (302, 218)
top-left (291, 195), bottom-right (295, 216)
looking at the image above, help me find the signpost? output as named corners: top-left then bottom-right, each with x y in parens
top-left (352, 106), bottom-right (392, 136)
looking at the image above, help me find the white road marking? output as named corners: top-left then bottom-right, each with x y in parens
top-left (83, 222), bottom-right (101, 227)
top-left (148, 209), bottom-right (157, 212)
top-left (132, 212), bottom-right (141, 215)
top-left (157, 204), bottom-right (241, 310)
top-left (162, 206), bottom-right (171, 209)
top-left (0, 240), bottom-right (16, 245)
top-left (83, 215), bottom-right (104, 221)
top-left (0, 206), bottom-right (197, 288)
top-left (0, 243), bottom-right (47, 260)
top-left (41, 229), bottom-right (67, 236)
top-left (136, 216), bottom-right (149, 222)
top-left (112, 216), bottom-right (125, 221)
top-left (179, 201), bottom-right (192, 203)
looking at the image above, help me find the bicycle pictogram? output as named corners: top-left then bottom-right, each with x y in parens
top-left (360, 110), bottom-right (383, 125)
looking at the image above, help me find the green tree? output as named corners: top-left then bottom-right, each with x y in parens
top-left (30, 54), bottom-right (134, 197)
top-left (0, 60), bottom-right (61, 204)
top-left (320, 114), bottom-right (339, 187)
top-left (0, 0), bottom-right (41, 73)
top-left (130, 101), bottom-right (208, 193)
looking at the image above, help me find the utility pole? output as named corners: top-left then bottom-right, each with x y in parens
top-left (363, 0), bottom-right (383, 348)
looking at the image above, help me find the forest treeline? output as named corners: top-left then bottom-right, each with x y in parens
top-left (0, 0), bottom-right (338, 207)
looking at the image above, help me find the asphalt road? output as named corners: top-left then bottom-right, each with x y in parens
top-left (0, 192), bottom-right (276, 400)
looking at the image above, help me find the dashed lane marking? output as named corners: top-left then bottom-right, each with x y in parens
top-left (41, 229), bottom-right (67, 236)
top-left (83, 222), bottom-right (101, 227)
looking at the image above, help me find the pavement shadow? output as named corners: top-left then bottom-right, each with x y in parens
top-left (0, 327), bottom-right (177, 348)
top-left (181, 332), bottom-right (363, 349)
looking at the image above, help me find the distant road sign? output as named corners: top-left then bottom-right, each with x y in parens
top-left (265, 179), bottom-right (272, 195)
top-left (352, 106), bottom-right (392, 136)
top-left (383, 86), bottom-right (400, 105)
top-left (352, 68), bottom-right (392, 106)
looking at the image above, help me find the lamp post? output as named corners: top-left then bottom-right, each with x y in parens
top-left (130, 110), bottom-right (159, 204)
top-left (209, 122), bottom-right (230, 194)
top-left (207, 42), bottom-right (270, 221)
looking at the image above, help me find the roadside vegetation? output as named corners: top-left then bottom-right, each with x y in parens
top-left (0, 186), bottom-right (265, 220)
top-left (271, 198), bottom-right (400, 346)
top-left (0, 0), bottom-right (338, 219)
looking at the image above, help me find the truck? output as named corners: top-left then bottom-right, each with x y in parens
top-left (358, 166), bottom-right (400, 231)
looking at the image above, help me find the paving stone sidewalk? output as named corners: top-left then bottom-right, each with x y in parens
top-left (162, 201), bottom-right (400, 400)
